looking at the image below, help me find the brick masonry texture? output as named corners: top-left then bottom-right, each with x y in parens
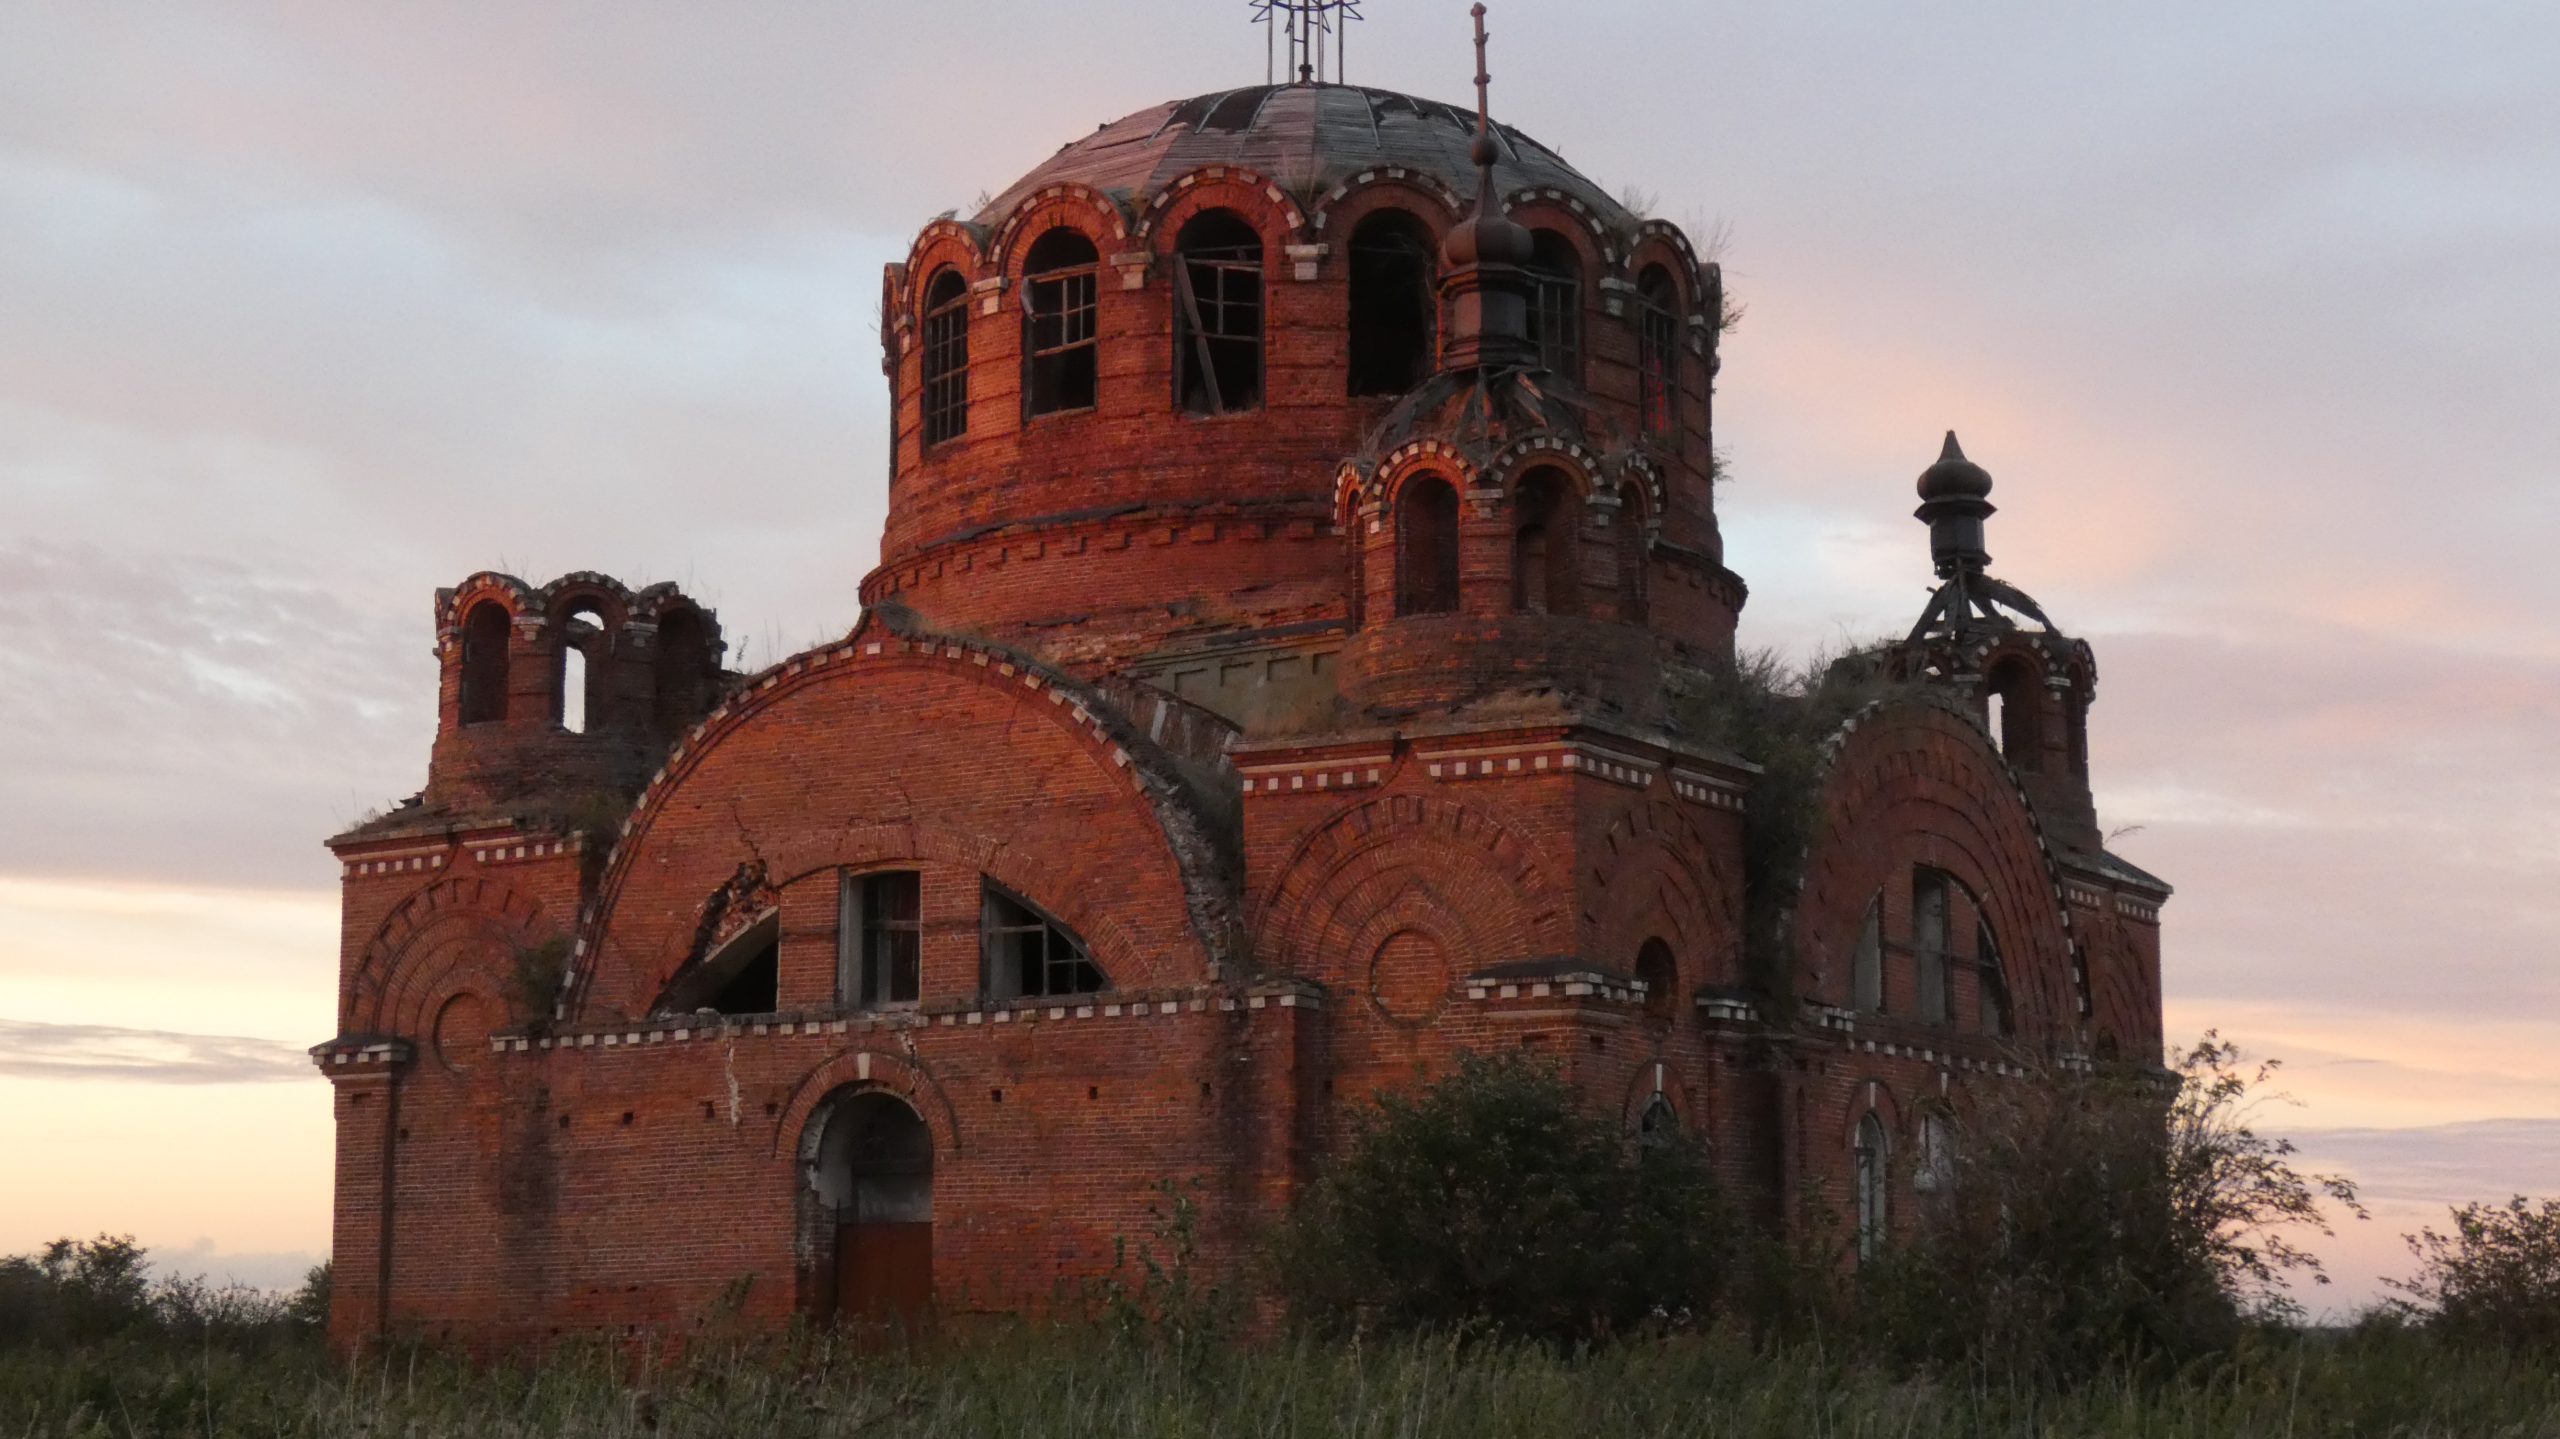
top-left (315, 76), bottom-right (2167, 1353)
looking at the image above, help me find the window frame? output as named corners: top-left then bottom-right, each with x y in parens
top-left (979, 881), bottom-right (1107, 1002)
top-left (1635, 265), bottom-right (1682, 441)
top-left (1022, 228), bottom-right (1101, 419)
top-left (1526, 229), bottom-right (1584, 381)
top-left (920, 268), bottom-right (972, 448)
top-left (1854, 1110), bottom-right (1891, 1262)
top-left (1913, 868), bottom-right (1954, 1025)
top-left (838, 869), bottom-right (923, 1011)
top-left (1171, 212), bottom-right (1266, 417)
top-left (1346, 208), bottom-right (1439, 398)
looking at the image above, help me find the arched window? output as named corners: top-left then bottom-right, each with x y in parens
top-left (1636, 264), bottom-right (1681, 438)
top-left (1173, 210), bottom-right (1263, 416)
top-left (1914, 869), bottom-right (1953, 1024)
top-left (668, 912), bottom-right (780, 1018)
top-left (1977, 918), bottom-right (2010, 1036)
top-left (1614, 482), bottom-right (1648, 623)
top-left (1527, 229), bottom-right (1582, 378)
top-left (1395, 475), bottom-right (1461, 617)
top-left (653, 606), bottom-right (713, 734)
top-left (980, 882), bottom-right (1106, 1001)
top-left (1509, 468), bottom-right (1581, 616)
top-left (1850, 894), bottom-right (1884, 1013)
top-left (1637, 1092), bottom-right (1678, 1147)
top-left (1913, 1110), bottom-right (1956, 1204)
top-left (557, 603), bottom-right (606, 734)
top-left (839, 870), bottom-right (922, 1010)
top-left (1986, 656), bottom-right (2041, 766)
top-left (1022, 228), bottom-right (1100, 416)
top-left (1635, 938), bottom-right (1677, 1021)
top-left (1347, 209), bottom-right (1437, 396)
top-left (459, 600), bottom-right (511, 726)
top-left (1854, 1111), bottom-right (1890, 1261)
top-left (920, 268), bottom-right (971, 447)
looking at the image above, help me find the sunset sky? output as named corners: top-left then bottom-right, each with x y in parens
top-left (2, 1), bottom-right (2554, 1310)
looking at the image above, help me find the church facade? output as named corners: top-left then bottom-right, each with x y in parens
top-left (316, 39), bottom-right (2167, 1350)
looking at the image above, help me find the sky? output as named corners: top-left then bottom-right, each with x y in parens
top-left (1, 0), bottom-right (2554, 1310)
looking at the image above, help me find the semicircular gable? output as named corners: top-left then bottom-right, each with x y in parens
top-left (1793, 697), bottom-right (2080, 1036)
top-left (1586, 796), bottom-right (1742, 990)
top-left (348, 874), bottom-right (555, 1037)
top-left (572, 627), bottom-right (1235, 1020)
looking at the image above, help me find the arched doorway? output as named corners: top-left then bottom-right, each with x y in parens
top-left (807, 1091), bottom-right (934, 1327)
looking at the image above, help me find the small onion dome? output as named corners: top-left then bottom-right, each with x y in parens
top-left (1443, 202), bottom-right (1534, 268)
top-left (1917, 431), bottom-right (1994, 502)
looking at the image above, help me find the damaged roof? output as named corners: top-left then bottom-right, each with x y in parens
top-left (975, 83), bottom-right (1635, 233)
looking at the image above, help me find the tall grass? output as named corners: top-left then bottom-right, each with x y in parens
top-left (6, 1323), bottom-right (2559, 1438)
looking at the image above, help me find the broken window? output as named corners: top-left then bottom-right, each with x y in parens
top-left (1914, 1110), bottom-right (1956, 1203)
top-left (1635, 938), bottom-right (1676, 1021)
top-left (1173, 210), bottom-right (1263, 416)
top-left (1614, 482), bottom-right (1648, 623)
top-left (1854, 1110), bottom-right (1890, 1262)
top-left (1851, 894), bottom-right (1884, 1013)
top-left (557, 603), bottom-right (607, 735)
top-left (1395, 475), bottom-right (1461, 617)
top-left (1347, 209), bottom-right (1437, 396)
top-left (920, 267), bottom-right (970, 447)
top-left (1022, 228), bottom-right (1100, 417)
top-left (1986, 656), bottom-right (2041, 766)
top-left (1636, 264), bottom-right (1681, 439)
top-left (1526, 229), bottom-right (1583, 379)
top-left (459, 599), bottom-right (511, 726)
top-left (980, 882), bottom-right (1105, 1001)
top-left (839, 870), bottom-right (922, 1010)
top-left (1637, 1092), bottom-right (1678, 1147)
top-left (1510, 467), bottom-right (1580, 617)
top-left (1914, 869), bottom-right (1952, 1024)
top-left (1977, 918), bottom-right (2010, 1036)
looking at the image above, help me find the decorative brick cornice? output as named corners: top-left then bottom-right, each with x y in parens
top-left (308, 1035), bottom-right (414, 1073)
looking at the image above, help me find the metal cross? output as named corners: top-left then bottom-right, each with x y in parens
top-left (1249, 0), bottom-right (1364, 86)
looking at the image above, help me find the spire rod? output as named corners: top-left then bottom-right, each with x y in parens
top-left (1469, 4), bottom-right (1496, 216)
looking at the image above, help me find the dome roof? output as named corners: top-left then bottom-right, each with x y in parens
top-left (973, 83), bottom-right (1636, 233)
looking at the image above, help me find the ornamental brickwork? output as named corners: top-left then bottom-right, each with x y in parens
top-left (317, 53), bottom-right (2166, 1353)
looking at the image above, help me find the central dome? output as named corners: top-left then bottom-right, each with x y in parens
top-left (976, 83), bottom-right (1635, 231)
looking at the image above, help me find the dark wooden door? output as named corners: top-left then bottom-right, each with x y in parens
top-left (834, 1221), bottom-right (932, 1328)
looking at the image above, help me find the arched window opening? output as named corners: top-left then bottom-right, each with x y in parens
top-left (1023, 228), bottom-right (1100, 417)
top-left (1173, 211), bottom-right (1263, 416)
top-left (1854, 1111), bottom-right (1890, 1262)
top-left (1914, 1111), bottom-right (1956, 1205)
top-left (558, 603), bottom-right (607, 735)
top-left (1987, 657), bottom-right (2041, 768)
top-left (1509, 468), bottom-right (1580, 616)
top-left (1395, 475), bottom-right (1461, 617)
top-left (839, 870), bottom-right (922, 1010)
top-left (810, 1092), bottom-right (933, 1327)
top-left (1527, 229), bottom-right (1582, 378)
top-left (653, 606), bottom-right (713, 734)
top-left (1977, 919), bottom-right (2010, 1036)
top-left (1636, 265), bottom-right (1681, 439)
top-left (1635, 938), bottom-right (1677, 1021)
top-left (1347, 209), bottom-right (1437, 396)
top-left (459, 600), bottom-right (511, 726)
top-left (1914, 869), bottom-right (1953, 1025)
top-left (1850, 894), bottom-right (1884, 1014)
top-left (1637, 1092), bottom-right (1678, 1147)
top-left (671, 912), bottom-right (780, 1018)
top-left (1614, 482), bottom-right (1648, 623)
top-left (920, 268), bottom-right (971, 447)
top-left (980, 882), bottom-right (1106, 1001)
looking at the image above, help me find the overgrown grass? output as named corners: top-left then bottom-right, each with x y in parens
top-left (5, 1323), bottom-right (2560, 1437)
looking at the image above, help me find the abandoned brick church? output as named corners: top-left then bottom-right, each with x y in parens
top-left (316, 13), bottom-right (2168, 1349)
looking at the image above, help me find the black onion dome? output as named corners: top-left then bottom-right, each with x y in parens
top-left (1917, 431), bottom-right (1994, 502)
top-left (975, 83), bottom-right (1636, 232)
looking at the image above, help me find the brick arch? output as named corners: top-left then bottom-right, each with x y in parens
top-left (573, 625), bottom-right (1232, 1020)
top-left (1311, 172), bottom-right (1469, 238)
top-left (1502, 190), bottom-right (1621, 269)
top-left (776, 1048), bottom-right (965, 1162)
top-left (1618, 1056), bottom-right (1699, 1134)
top-left (1489, 441), bottom-right (1599, 505)
top-left (900, 221), bottom-right (986, 313)
top-left (347, 873), bottom-right (554, 1036)
top-left (1629, 222), bottom-right (1709, 317)
top-left (1372, 441), bottom-right (1481, 505)
top-left (1254, 793), bottom-right (1570, 989)
top-left (1794, 699), bottom-right (2080, 1036)
top-left (986, 183), bottom-right (1131, 279)
top-left (1586, 797), bottom-right (1742, 992)
top-left (539, 572), bottom-right (637, 631)
top-left (435, 571), bottom-right (539, 648)
top-left (1136, 165), bottom-right (1309, 247)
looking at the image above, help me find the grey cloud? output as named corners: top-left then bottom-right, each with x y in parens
top-left (0, 1017), bottom-right (315, 1085)
top-left (2294, 1119), bottom-right (2560, 1211)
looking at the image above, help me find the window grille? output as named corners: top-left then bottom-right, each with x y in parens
top-left (1173, 212), bottom-right (1264, 415)
top-left (1527, 230), bottom-right (1582, 379)
top-left (1023, 230), bottom-right (1100, 416)
top-left (980, 883), bottom-right (1106, 1001)
top-left (1636, 266), bottom-right (1680, 439)
top-left (921, 270), bottom-right (971, 447)
top-left (839, 870), bottom-right (922, 1010)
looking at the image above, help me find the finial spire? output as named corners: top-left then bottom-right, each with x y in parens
top-left (1435, 2), bottom-right (1537, 374)
top-left (1469, 3), bottom-right (1497, 216)
top-left (1914, 429), bottom-right (1997, 578)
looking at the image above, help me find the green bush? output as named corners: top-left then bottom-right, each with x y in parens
top-left (1272, 1050), bottom-right (1733, 1343)
top-left (2392, 1195), bottom-right (2560, 1353)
